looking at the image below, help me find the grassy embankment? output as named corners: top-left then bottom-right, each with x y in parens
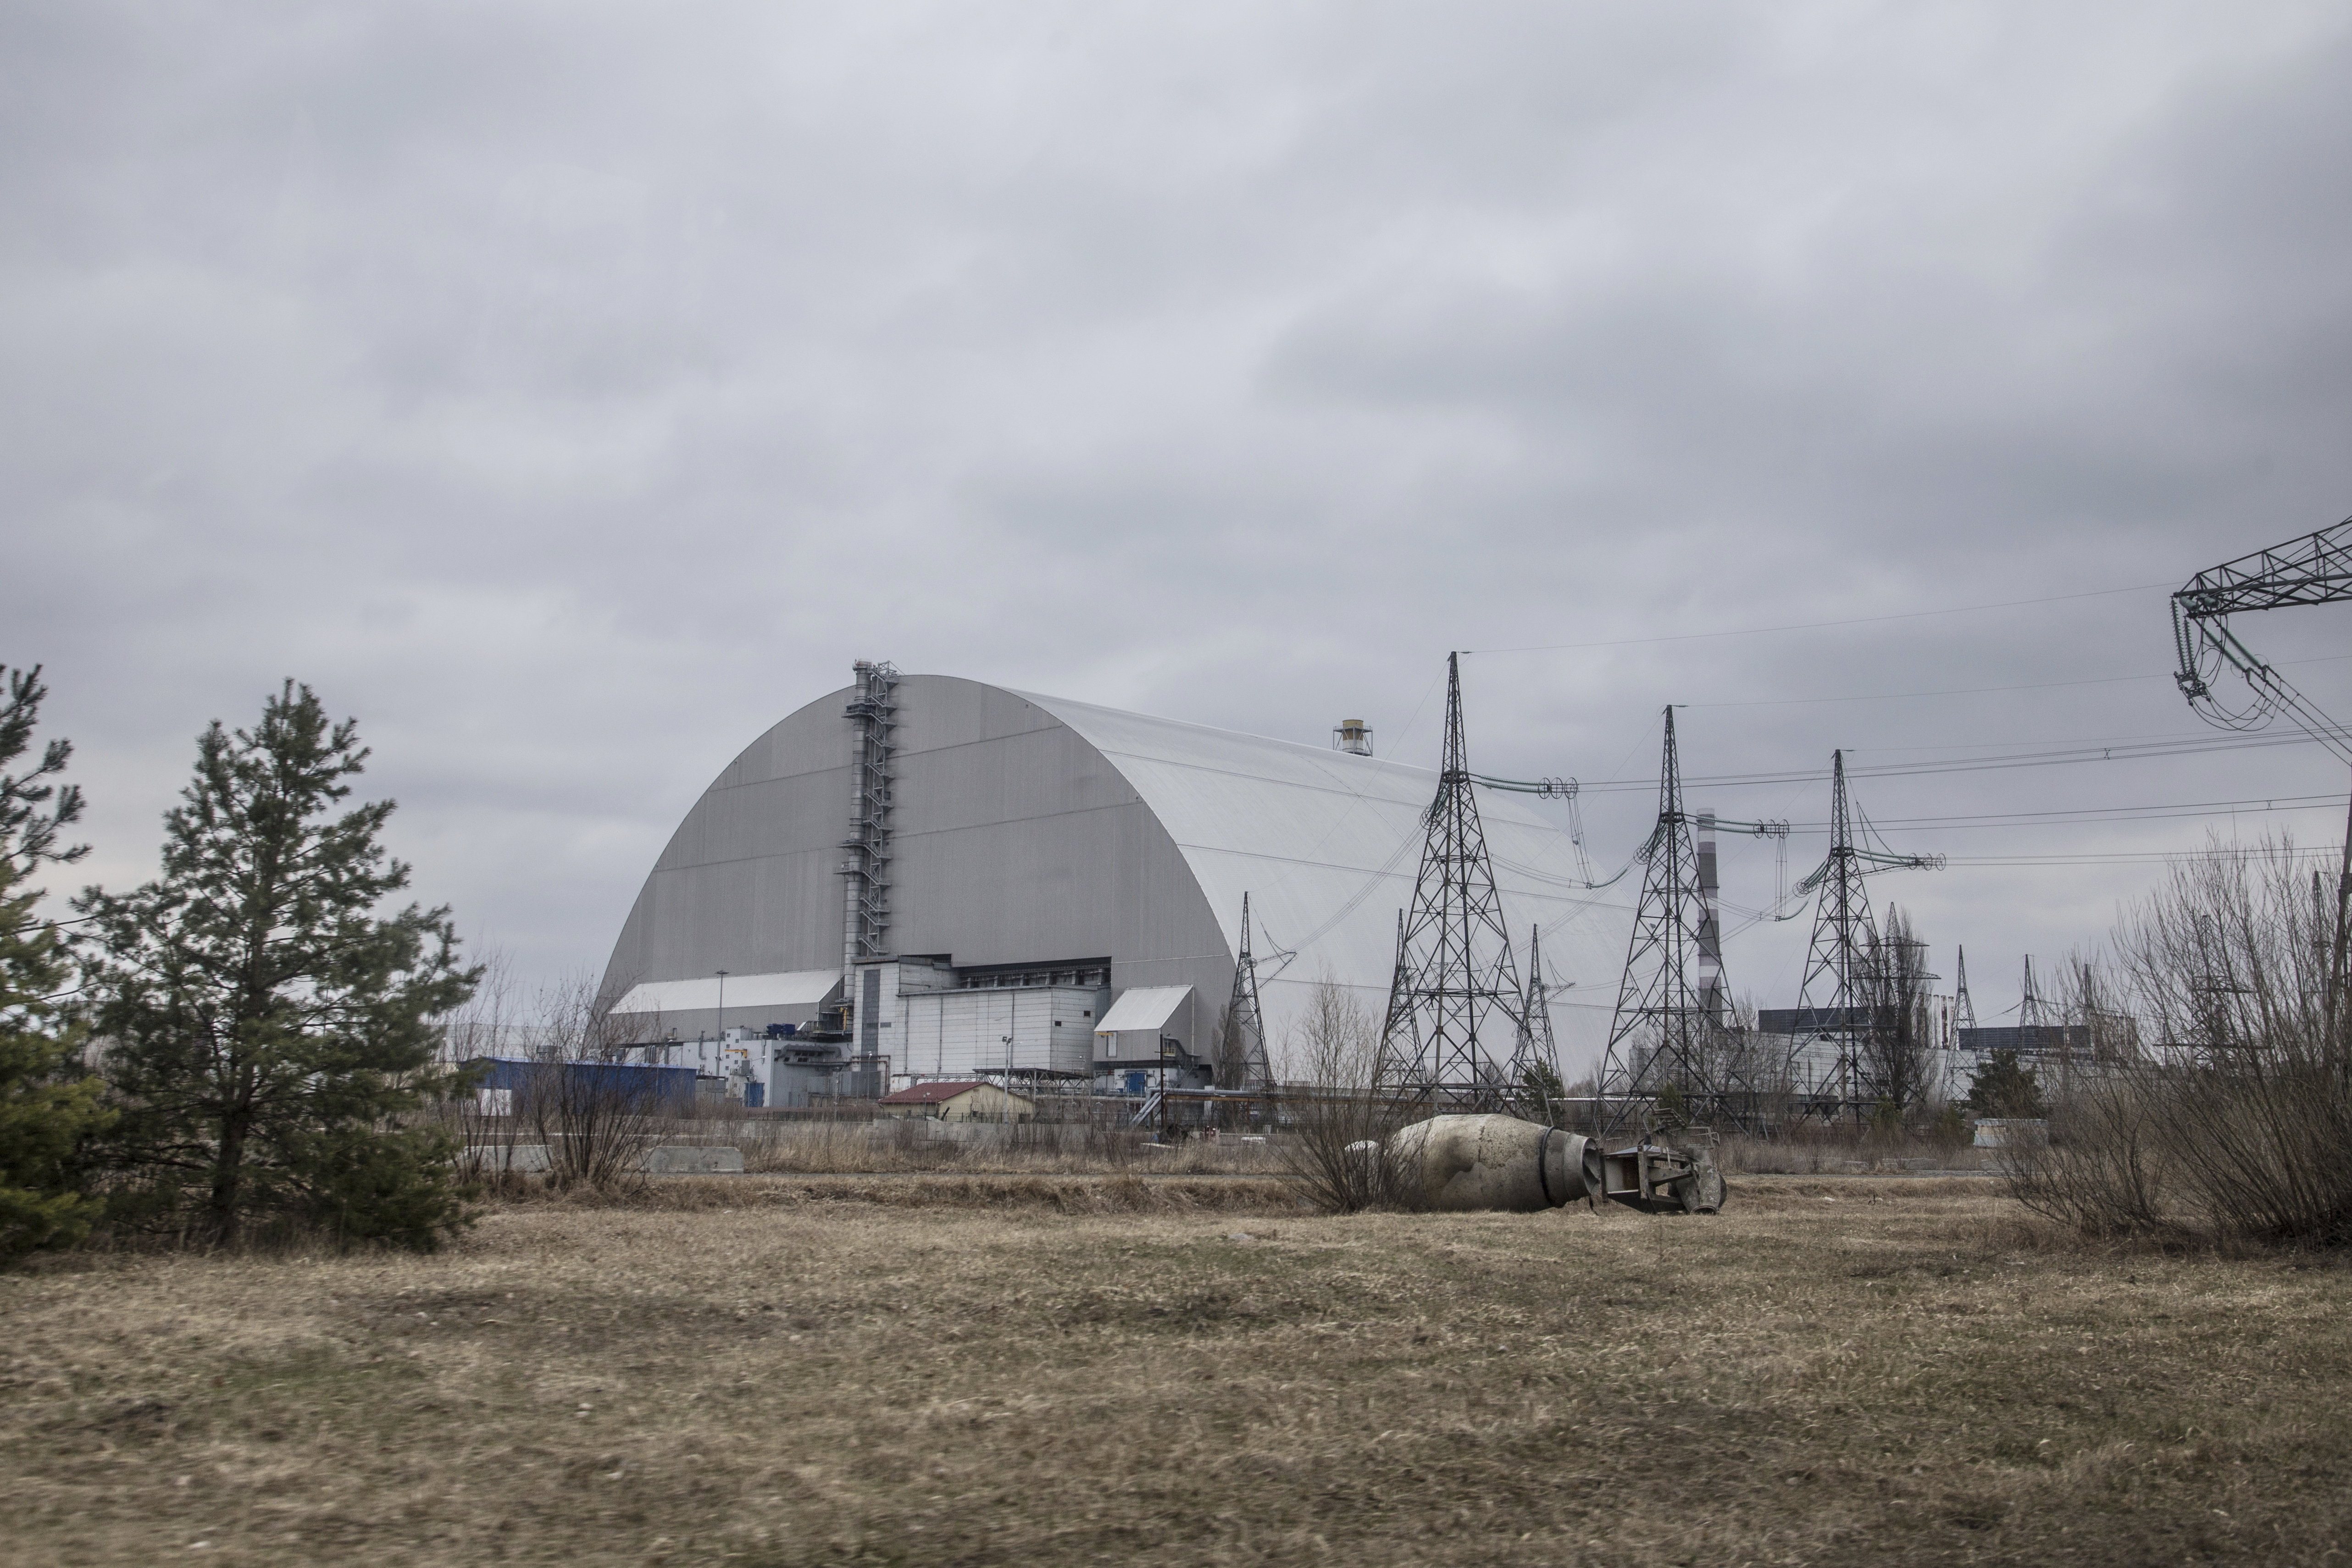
top-left (5, 1175), bottom-right (2346, 1566)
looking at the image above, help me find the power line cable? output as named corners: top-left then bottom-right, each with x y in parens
top-left (1752, 791), bottom-right (2348, 834)
top-left (1684, 652), bottom-right (2352, 710)
top-left (1459, 579), bottom-right (2174, 656)
top-left (1936, 846), bottom-right (2346, 868)
top-left (1528, 729), bottom-right (2314, 796)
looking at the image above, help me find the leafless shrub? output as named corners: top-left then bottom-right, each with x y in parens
top-left (435, 971), bottom-right (670, 1191)
top-left (1275, 976), bottom-right (1416, 1213)
top-left (2005, 836), bottom-right (2352, 1246)
top-left (521, 977), bottom-right (668, 1190)
top-left (434, 949), bottom-right (533, 1186)
top-left (2003, 1070), bottom-right (2173, 1237)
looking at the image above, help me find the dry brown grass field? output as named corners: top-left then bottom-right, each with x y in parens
top-left (5, 1175), bottom-right (2348, 1567)
top-left (721, 1119), bottom-right (1291, 1177)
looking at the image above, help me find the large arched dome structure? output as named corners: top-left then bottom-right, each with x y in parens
top-left (598, 672), bottom-right (1621, 1094)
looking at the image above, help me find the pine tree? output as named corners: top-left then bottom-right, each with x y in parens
top-left (0, 667), bottom-right (113, 1259)
top-left (78, 682), bottom-right (480, 1249)
top-left (1511, 1058), bottom-right (1568, 1126)
top-left (1965, 1048), bottom-right (2046, 1120)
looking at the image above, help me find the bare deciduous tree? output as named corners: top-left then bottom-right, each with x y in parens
top-left (1275, 976), bottom-right (1415, 1213)
top-left (440, 969), bottom-right (670, 1192)
top-left (523, 976), bottom-right (668, 1190)
top-left (2007, 835), bottom-right (2352, 1245)
top-left (439, 948), bottom-right (529, 1185)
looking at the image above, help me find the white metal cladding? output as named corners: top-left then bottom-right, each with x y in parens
top-left (899, 987), bottom-right (1105, 1077)
top-left (1094, 985), bottom-right (1191, 1035)
top-left (610, 970), bottom-right (840, 1017)
top-left (598, 674), bottom-right (1624, 1079)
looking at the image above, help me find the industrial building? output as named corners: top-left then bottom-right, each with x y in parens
top-left (878, 1080), bottom-right (1037, 1122)
top-left (597, 665), bottom-right (1616, 1106)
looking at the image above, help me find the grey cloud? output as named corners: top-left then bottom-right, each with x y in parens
top-left (5, 1), bottom-right (2349, 1032)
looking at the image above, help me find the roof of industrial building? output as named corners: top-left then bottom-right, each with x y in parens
top-left (608, 969), bottom-right (840, 1017)
top-left (1094, 985), bottom-right (1193, 1034)
top-left (881, 1080), bottom-right (1034, 1105)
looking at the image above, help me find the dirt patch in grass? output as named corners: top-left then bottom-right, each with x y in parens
top-left (4, 1179), bottom-right (2348, 1565)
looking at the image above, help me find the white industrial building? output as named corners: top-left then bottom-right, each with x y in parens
top-left (597, 668), bottom-right (1620, 1103)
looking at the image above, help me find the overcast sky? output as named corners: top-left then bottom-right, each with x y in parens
top-left (8, 1), bottom-right (2351, 1058)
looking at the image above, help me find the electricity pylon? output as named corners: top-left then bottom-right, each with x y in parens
top-left (1381, 653), bottom-right (1527, 1110)
top-left (1598, 708), bottom-right (1758, 1131)
top-left (1218, 892), bottom-right (1273, 1092)
top-left (1520, 923), bottom-right (1562, 1097)
top-left (2172, 516), bottom-right (2352, 1031)
top-left (1790, 750), bottom-right (1940, 1116)
top-left (1953, 945), bottom-right (1978, 1032)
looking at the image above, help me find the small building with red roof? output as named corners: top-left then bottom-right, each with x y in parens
top-left (878, 1079), bottom-right (1035, 1122)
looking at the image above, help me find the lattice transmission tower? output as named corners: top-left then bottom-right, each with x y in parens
top-left (1217, 892), bottom-right (1273, 1092)
top-left (1381, 653), bottom-right (1528, 1110)
top-left (1953, 946), bottom-right (1978, 1033)
top-left (2018, 954), bottom-right (2046, 1030)
top-left (1598, 709), bottom-right (1761, 1130)
top-left (1378, 909), bottom-right (1419, 1086)
top-left (1789, 750), bottom-right (1940, 1116)
top-left (1520, 923), bottom-right (1562, 1090)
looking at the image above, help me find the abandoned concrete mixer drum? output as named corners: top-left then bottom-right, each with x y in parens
top-left (1387, 1113), bottom-right (1725, 1215)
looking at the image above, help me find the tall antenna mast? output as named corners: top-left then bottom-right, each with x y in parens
top-left (1598, 709), bottom-right (1755, 1130)
top-left (1953, 945), bottom-right (1977, 1032)
top-left (1381, 654), bottom-right (1527, 1110)
top-left (1218, 892), bottom-right (1273, 1092)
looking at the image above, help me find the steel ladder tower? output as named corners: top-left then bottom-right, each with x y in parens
top-left (1598, 708), bottom-right (1754, 1130)
top-left (840, 660), bottom-right (899, 1097)
top-left (1381, 653), bottom-right (1527, 1110)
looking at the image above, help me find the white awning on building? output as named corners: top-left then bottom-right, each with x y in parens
top-left (610, 970), bottom-right (841, 1017)
top-left (1094, 985), bottom-right (1193, 1036)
